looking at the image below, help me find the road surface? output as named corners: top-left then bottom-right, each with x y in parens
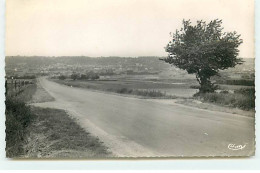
top-left (33, 77), bottom-right (255, 157)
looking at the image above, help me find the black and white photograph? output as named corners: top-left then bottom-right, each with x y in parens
top-left (4, 0), bottom-right (255, 159)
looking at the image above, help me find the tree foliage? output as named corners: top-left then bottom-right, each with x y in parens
top-left (162, 19), bottom-right (243, 93)
top-left (71, 72), bottom-right (79, 80)
top-left (58, 75), bottom-right (66, 80)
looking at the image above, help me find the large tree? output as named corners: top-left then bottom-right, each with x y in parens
top-left (162, 19), bottom-right (243, 93)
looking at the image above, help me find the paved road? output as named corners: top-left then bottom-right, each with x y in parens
top-left (34, 77), bottom-right (255, 157)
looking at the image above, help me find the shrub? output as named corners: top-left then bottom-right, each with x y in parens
top-left (71, 73), bottom-right (79, 80)
top-left (234, 88), bottom-right (255, 95)
top-left (80, 74), bottom-right (87, 79)
top-left (116, 88), bottom-right (132, 94)
top-left (216, 79), bottom-right (255, 86)
top-left (115, 88), bottom-right (165, 97)
top-left (90, 73), bottom-right (100, 80)
top-left (195, 88), bottom-right (255, 110)
top-left (132, 90), bottom-right (165, 97)
top-left (86, 71), bottom-right (100, 80)
top-left (219, 90), bottom-right (229, 94)
top-left (58, 75), bottom-right (66, 80)
top-left (5, 97), bottom-right (33, 157)
top-left (234, 88), bottom-right (255, 109)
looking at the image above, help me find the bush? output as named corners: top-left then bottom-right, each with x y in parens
top-left (86, 71), bottom-right (100, 80)
top-left (58, 75), bottom-right (66, 80)
top-left (116, 88), bottom-right (131, 94)
top-left (195, 88), bottom-right (255, 110)
top-left (219, 90), bottom-right (229, 94)
top-left (115, 88), bottom-right (165, 97)
top-left (80, 74), bottom-right (87, 79)
top-left (132, 90), bottom-right (165, 97)
top-left (234, 88), bottom-right (255, 95)
top-left (90, 73), bottom-right (100, 80)
top-left (71, 73), bottom-right (79, 80)
top-left (5, 97), bottom-right (33, 157)
top-left (216, 79), bottom-right (255, 86)
top-left (79, 71), bottom-right (100, 80)
top-left (234, 88), bottom-right (255, 109)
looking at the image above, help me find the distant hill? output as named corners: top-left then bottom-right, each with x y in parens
top-left (5, 56), bottom-right (254, 79)
top-left (5, 56), bottom-right (168, 69)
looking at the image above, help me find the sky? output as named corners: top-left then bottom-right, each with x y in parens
top-left (6, 0), bottom-right (254, 58)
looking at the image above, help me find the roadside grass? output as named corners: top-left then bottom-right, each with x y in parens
top-left (25, 107), bottom-right (111, 158)
top-left (15, 83), bottom-right (37, 102)
top-left (5, 98), bottom-right (33, 158)
top-left (5, 83), bottom-right (37, 158)
top-left (29, 80), bottom-right (55, 103)
top-left (194, 88), bottom-right (255, 111)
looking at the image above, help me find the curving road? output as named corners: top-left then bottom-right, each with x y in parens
top-left (33, 77), bottom-right (255, 157)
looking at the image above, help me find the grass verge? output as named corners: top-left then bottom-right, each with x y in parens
top-left (194, 88), bottom-right (255, 111)
top-left (5, 83), bottom-right (37, 158)
top-left (5, 97), bottom-right (33, 158)
top-left (24, 107), bottom-right (111, 158)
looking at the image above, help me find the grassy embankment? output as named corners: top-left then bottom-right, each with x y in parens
top-left (6, 79), bottom-right (111, 158)
top-left (5, 83), bottom-right (37, 157)
top-left (24, 107), bottom-right (110, 158)
top-left (194, 79), bottom-right (255, 111)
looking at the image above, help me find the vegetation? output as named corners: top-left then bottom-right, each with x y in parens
top-left (70, 71), bottom-right (100, 80)
top-left (115, 88), bottom-right (166, 98)
top-left (6, 75), bottom-right (36, 79)
top-left (162, 19), bottom-right (243, 93)
top-left (25, 107), bottom-right (111, 158)
top-left (58, 75), bottom-right (66, 80)
top-left (5, 98), bottom-right (33, 158)
top-left (195, 88), bottom-right (255, 110)
top-left (53, 78), bottom-right (171, 98)
top-left (5, 83), bottom-right (37, 158)
top-left (71, 73), bottom-right (79, 80)
top-left (216, 79), bottom-right (254, 86)
top-left (6, 79), bottom-right (110, 158)
top-left (81, 71), bottom-right (100, 80)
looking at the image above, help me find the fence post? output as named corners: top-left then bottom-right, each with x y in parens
top-left (14, 80), bottom-right (17, 91)
top-left (5, 79), bottom-right (7, 95)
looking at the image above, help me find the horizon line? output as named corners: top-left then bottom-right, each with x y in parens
top-left (5, 55), bottom-right (254, 59)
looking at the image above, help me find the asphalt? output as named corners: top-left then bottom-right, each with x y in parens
top-left (33, 77), bottom-right (255, 157)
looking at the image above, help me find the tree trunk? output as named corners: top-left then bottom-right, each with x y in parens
top-left (196, 74), bottom-right (216, 93)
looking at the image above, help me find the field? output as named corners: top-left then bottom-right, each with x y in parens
top-left (24, 107), bottom-right (111, 158)
top-left (51, 61), bottom-right (255, 111)
top-left (51, 74), bottom-right (199, 98)
top-left (51, 71), bottom-right (254, 98)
